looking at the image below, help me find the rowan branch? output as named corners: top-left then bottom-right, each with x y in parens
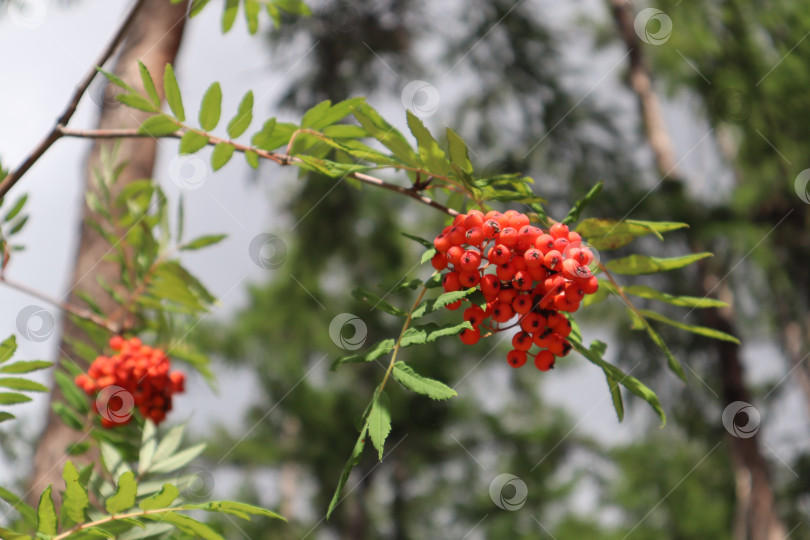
top-left (0, 0), bottom-right (149, 199)
top-left (57, 127), bottom-right (459, 217)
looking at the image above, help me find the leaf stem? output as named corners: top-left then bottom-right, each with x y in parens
top-left (53, 507), bottom-right (175, 540)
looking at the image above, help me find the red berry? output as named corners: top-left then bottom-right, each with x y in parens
top-left (448, 226), bottom-right (467, 245)
top-left (459, 271), bottom-right (481, 288)
top-left (492, 302), bottom-right (514, 323)
top-left (535, 234), bottom-right (555, 253)
top-left (446, 300), bottom-right (463, 311)
top-left (512, 294), bottom-right (532, 315)
top-left (507, 350), bottom-right (528, 368)
top-left (464, 305), bottom-right (486, 326)
top-left (487, 244), bottom-right (511, 265)
top-left (549, 222), bottom-right (569, 239)
top-left (434, 234), bottom-right (452, 253)
top-left (459, 250), bottom-right (482, 271)
top-left (482, 219), bottom-right (501, 239)
top-left (447, 245), bottom-right (465, 267)
top-left (534, 350), bottom-right (555, 371)
top-left (442, 272), bottom-right (461, 292)
top-left (581, 275), bottom-right (599, 294)
top-left (460, 327), bottom-right (481, 345)
top-left (465, 227), bottom-right (485, 246)
top-left (497, 227), bottom-right (519, 247)
top-left (497, 262), bottom-right (516, 282)
top-left (431, 252), bottom-right (448, 270)
top-left (481, 275), bottom-right (501, 298)
top-left (464, 210), bottom-right (485, 229)
top-left (524, 248), bottom-right (544, 268)
top-left (512, 331), bottom-right (533, 351)
top-left (544, 250), bottom-right (563, 271)
top-left (512, 270), bottom-right (533, 291)
top-left (553, 237), bottom-right (569, 252)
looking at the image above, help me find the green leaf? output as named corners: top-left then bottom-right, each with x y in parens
top-left (0, 335), bottom-right (17, 364)
top-left (97, 68), bottom-right (136, 93)
top-left (406, 111), bottom-right (451, 176)
top-left (572, 338), bottom-right (666, 426)
top-left (52, 402), bottom-right (84, 430)
top-left (3, 194), bottom-right (27, 222)
top-left (244, 0), bottom-right (260, 33)
top-left (227, 90), bottom-right (254, 138)
top-left (622, 285), bottom-right (727, 308)
top-left (605, 253), bottom-right (712, 275)
top-left (62, 462), bottom-right (89, 525)
top-left (333, 339), bottom-right (395, 369)
top-left (400, 232), bottom-right (432, 249)
top-left (148, 443), bottom-right (206, 474)
top-left (327, 425), bottom-right (367, 519)
top-left (181, 234), bottom-right (227, 251)
top-left (391, 362), bottom-right (457, 400)
top-left (640, 309), bottom-right (741, 344)
top-left (189, 0), bottom-right (212, 17)
top-left (302, 97), bottom-right (365, 130)
top-left (562, 182), bottom-right (603, 225)
top-left (400, 321), bottom-right (473, 346)
top-left (164, 63), bottom-right (185, 122)
top-left (150, 512), bottom-right (222, 540)
top-left (352, 105), bottom-right (418, 165)
top-left (446, 128), bottom-right (473, 174)
top-left (411, 288), bottom-right (477, 319)
top-left (139, 420), bottom-right (158, 474)
top-left (245, 150), bottom-right (259, 169)
top-left (0, 392), bottom-right (30, 405)
top-left (0, 486), bottom-right (37, 528)
top-left (0, 412), bottom-right (14, 423)
top-left (0, 360), bottom-right (52, 374)
top-left (604, 372), bottom-right (624, 422)
top-left (152, 423), bottom-right (186, 464)
top-left (138, 115), bottom-right (179, 137)
top-left (576, 218), bottom-right (689, 249)
top-left (199, 82), bottom-right (222, 131)
top-left (54, 370), bottom-right (90, 413)
top-left (137, 61), bottom-right (160, 108)
top-left (274, 0), bottom-right (312, 15)
top-left (0, 527), bottom-right (31, 540)
top-left (351, 287), bottom-right (406, 316)
top-left (222, 0), bottom-right (239, 32)
top-left (420, 247), bottom-right (437, 264)
top-left (179, 131), bottom-right (210, 154)
top-left (368, 391), bottom-right (392, 461)
top-left (0, 377), bottom-right (47, 392)
top-left (8, 214), bottom-right (28, 234)
top-left (36, 486), bottom-right (57, 535)
top-left (106, 471), bottom-right (137, 514)
top-left (210, 143), bottom-right (235, 171)
top-left (118, 93), bottom-right (159, 113)
top-left (139, 484), bottom-right (179, 510)
top-left (181, 500), bottom-right (285, 522)
top-left (642, 322), bottom-right (687, 382)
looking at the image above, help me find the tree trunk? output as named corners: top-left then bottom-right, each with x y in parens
top-left (28, 0), bottom-right (189, 504)
top-left (606, 1), bottom-right (788, 538)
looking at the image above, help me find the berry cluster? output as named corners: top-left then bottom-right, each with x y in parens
top-left (75, 336), bottom-right (185, 427)
top-left (432, 210), bottom-right (598, 371)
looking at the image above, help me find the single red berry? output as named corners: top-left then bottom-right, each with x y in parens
top-left (482, 219), bottom-right (501, 239)
top-left (535, 234), bottom-right (555, 253)
top-left (580, 275), bottom-right (599, 294)
top-left (434, 234), bottom-right (452, 253)
top-left (554, 293), bottom-right (579, 312)
top-left (447, 245), bottom-right (465, 267)
top-left (497, 227), bottom-right (519, 247)
top-left (465, 227), bottom-right (485, 246)
top-left (524, 248), bottom-right (544, 268)
top-left (442, 272), bottom-right (461, 292)
top-left (512, 294), bottom-right (533, 314)
top-left (554, 317), bottom-right (573, 338)
top-left (547, 334), bottom-right (565, 356)
top-left (448, 226), bottom-right (467, 245)
top-left (497, 288), bottom-right (518, 304)
top-left (487, 244), bottom-right (511, 265)
top-left (464, 305), bottom-right (487, 326)
top-left (528, 265), bottom-right (548, 282)
top-left (459, 250), bottom-right (482, 271)
top-left (481, 274), bottom-right (502, 298)
top-left (549, 222), bottom-right (569, 239)
top-left (492, 302), bottom-right (514, 323)
top-left (544, 250), bottom-right (563, 271)
top-left (567, 231), bottom-right (582, 243)
top-left (508, 212), bottom-right (530, 229)
top-left (431, 252), bottom-right (448, 270)
top-left (507, 349), bottom-right (528, 368)
top-left (512, 331), bottom-right (533, 351)
top-left (553, 237), bottom-right (569, 252)
top-left (534, 350), bottom-right (555, 371)
top-left (520, 312), bottom-right (545, 334)
top-left (459, 271), bottom-right (481, 288)
top-left (464, 210), bottom-right (485, 229)
top-left (564, 282), bottom-right (585, 303)
top-left (460, 327), bottom-right (481, 345)
top-left (518, 226), bottom-right (542, 250)
top-left (512, 270), bottom-right (533, 291)
top-left (497, 262), bottom-right (517, 282)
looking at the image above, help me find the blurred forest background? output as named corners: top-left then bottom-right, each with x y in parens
top-left (3, 0), bottom-right (810, 538)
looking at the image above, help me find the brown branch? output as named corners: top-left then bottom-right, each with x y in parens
top-left (57, 127), bottom-right (459, 216)
top-left (0, 0), bottom-right (149, 199)
top-left (0, 276), bottom-right (121, 334)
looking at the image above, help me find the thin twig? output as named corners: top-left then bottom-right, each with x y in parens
top-left (58, 127), bottom-right (460, 216)
top-left (0, 276), bottom-right (121, 333)
top-left (0, 0), bottom-right (149, 199)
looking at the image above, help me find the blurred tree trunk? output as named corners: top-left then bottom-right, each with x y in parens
top-left (607, 1), bottom-right (788, 538)
top-left (28, 0), bottom-right (189, 505)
